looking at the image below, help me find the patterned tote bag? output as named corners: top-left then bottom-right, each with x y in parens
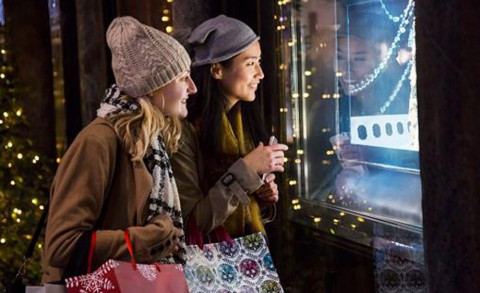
top-left (184, 219), bottom-right (284, 293)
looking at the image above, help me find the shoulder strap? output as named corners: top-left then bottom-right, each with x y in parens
top-left (26, 201), bottom-right (49, 258)
top-left (9, 201), bottom-right (49, 290)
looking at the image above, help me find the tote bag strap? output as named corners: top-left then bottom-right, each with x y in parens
top-left (187, 216), bottom-right (233, 249)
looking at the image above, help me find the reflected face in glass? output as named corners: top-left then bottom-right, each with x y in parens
top-left (151, 71), bottom-right (197, 118)
top-left (216, 41), bottom-right (264, 109)
top-left (337, 36), bottom-right (378, 95)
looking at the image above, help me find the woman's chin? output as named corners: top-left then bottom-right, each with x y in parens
top-left (178, 110), bottom-right (188, 119)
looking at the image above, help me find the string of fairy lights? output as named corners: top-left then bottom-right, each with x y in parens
top-left (275, 0), bottom-right (416, 234)
top-left (161, 0), bottom-right (174, 33)
top-left (0, 47), bottom-right (49, 248)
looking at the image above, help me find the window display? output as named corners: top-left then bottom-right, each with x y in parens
top-left (276, 1), bottom-right (426, 289)
top-left (277, 0), bottom-right (422, 243)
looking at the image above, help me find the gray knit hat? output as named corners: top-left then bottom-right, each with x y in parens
top-left (187, 15), bottom-right (259, 67)
top-left (106, 16), bottom-right (191, 97)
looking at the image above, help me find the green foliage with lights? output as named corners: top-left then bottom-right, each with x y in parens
top-left (0, 43), bottom-right (54, 290)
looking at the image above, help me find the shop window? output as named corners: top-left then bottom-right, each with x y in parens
top-left (276, 0), bottom-right (426, 290)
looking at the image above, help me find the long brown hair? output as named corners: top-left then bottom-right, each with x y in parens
top-left (187, 61), bottom-right (268, 158)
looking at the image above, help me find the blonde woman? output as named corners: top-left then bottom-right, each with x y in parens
top-left (42, 16), bottom-right (196, 283)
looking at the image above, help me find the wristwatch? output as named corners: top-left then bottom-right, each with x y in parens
top-left (221, 172), bottom-right (236, 186)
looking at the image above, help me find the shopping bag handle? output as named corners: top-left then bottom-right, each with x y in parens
top-left (124, 229), bottom-right (137, 270)
top-left (87, 231), bottom-right (96, 273)
top-left (124, 229), bottom-right (174, 273)
top-left (86, 230), bottom-right (138, 273)
top-left (213, 226), bottom-right (233, 246)
top-left (187, 217), bottom-right (233, 249)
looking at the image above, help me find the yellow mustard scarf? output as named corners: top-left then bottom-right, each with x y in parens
top-left (219, 107), bottom-right (265, 237)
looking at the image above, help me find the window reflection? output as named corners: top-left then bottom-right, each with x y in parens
top-left (299, 0), bottom-right (421, 227)
top-left (279, 1), bottom-right (427, 290)
top-left (0, 0), bottom-right (4, 26)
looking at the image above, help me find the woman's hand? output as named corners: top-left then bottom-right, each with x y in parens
top-left (129, 215), bottom-right (184, 262)
top-left (243, 142), bottom-right (288, 174)
top-left (255, 173), bottom-right (279, 207)
top-left (166, 227), bottom-right (184, 258)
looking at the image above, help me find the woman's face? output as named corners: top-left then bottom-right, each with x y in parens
top-left (337, 36), bottom-right (377, 95)
top-left (151, 71), bottom-right (197, 118)
top-left (216, 41), bottom-right (264, 109)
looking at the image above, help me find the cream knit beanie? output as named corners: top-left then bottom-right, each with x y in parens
top-left (106, 16), bottom-right (191, 98)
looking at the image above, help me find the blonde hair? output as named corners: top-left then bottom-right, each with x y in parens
top-left (107, 95), bottom-right (182, 161)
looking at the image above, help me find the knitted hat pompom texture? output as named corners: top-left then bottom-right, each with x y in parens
top-left (106, 16), bottom-right (191, 98)
top-left (187, 15), bottom-right (259, 67)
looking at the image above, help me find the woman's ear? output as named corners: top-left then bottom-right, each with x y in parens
top-left (210, 63), bottom-right (223, 80)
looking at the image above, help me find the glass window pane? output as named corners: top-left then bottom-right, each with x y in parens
top-left (277, 1), bottom-right (426, 290)
top-left (279, 0), bottom-right (420, 229)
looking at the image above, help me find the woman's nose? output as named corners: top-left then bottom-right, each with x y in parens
top-left (187, 76), bottom-right (197, 94)
top-left (256, 64), bottom-right (264, 79)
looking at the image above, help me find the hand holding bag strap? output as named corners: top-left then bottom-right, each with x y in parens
top-left (86, 229), bottom-right (138, 273)
top-left (123, 229), bottom-right (163, 272)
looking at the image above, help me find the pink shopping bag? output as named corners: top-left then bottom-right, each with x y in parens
top-left (65, 230), bottom-right (188, 293)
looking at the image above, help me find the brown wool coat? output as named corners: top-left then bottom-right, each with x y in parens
top-left (42, 118), bottom-right (176, 283)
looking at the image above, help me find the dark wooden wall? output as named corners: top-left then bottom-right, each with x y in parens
top-left (4, 0), bottom-right (55, 158)
top-left (417, 1), bottom-right (480, 292)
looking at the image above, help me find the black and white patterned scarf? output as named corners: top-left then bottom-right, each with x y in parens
top-left (97, 84), bottom-right (186, 263)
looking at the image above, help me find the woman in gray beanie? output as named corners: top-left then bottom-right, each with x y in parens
top-left (171, 15), bottom-right (288, 239)
top-left (42, 16), bottom-right (196, 283)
